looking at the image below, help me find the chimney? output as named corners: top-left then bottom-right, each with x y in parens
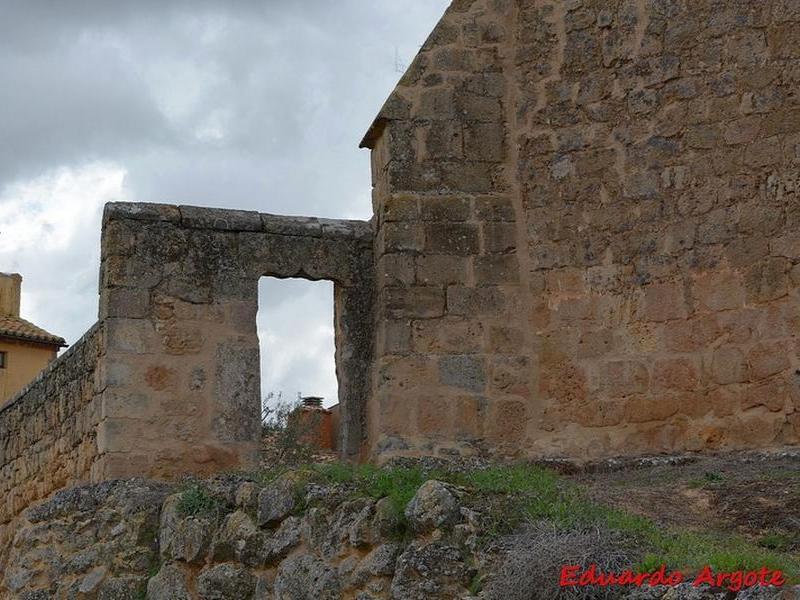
top-left (301, 396), bottom-right (324, 409)
top-left (0, 273), bottom-right (22, 317)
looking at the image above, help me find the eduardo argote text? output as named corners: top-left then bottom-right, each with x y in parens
top-left (560, 564), bottom-right (786, 593)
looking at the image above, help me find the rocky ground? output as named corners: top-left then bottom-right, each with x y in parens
top-left (0, 450), bottom-right (798, 599)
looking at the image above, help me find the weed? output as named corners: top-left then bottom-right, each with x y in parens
top-left (176, 483), bottom-right (219, 518)
top-left (759, 531), bottom-right (794, 552)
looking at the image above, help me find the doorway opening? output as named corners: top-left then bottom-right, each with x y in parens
top-left (257, 276), bottom-right (338, 425)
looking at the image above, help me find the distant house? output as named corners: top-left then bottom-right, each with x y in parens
top-left (0, 273), bottom-right (66, 405)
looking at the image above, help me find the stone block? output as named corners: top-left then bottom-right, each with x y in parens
top-left (456, 94), bottom-right (502, 122)
top-left (747, 341), bottom-right (792, 381)
top-left (377, 319), bottom-right (412, 355)
top-left (180, 206), bottom-right (262, 231)
top-left (383, 196), bottom-right (419, 222)
top-left (424, 120), bottom-right (464, 160)
top-left (377, 356), bottom-right (437, 394)
top-left (425, 223), bottom-right (480, 255)
top-left (419, 198), bottom-right (471, 222)
top-left (625, 395), bottom-right (681, 423)
top-left (489, 325), bottom-right (524, 354)
top-left (743, 136), bottom-right (782, 167)
top-left (417, 395), bottom-right (452, 436)
top-left (576, 329), bottom-right (615, 359)
top-left (104, 202), bottom-right (180, 224)
top-left (414, 88), bottom-right (456, 119)
top-left (452, 395), bottom-right (481, 438)
top-left (381, 222), bottom-right (423, 254)
top-left (691, 270), bottom-right (746, 312)
top-left (723, 116), bottom-right (762, 145)
top-left (261, 215), bottom-right (322, 236)
top-left (488, 398), bottom-right (527, 443)
top-left (213, 342), bottom-right (261, 443)
top-left (743, 378), bottom-right (792, 412)
top-left (710, 346), bottom-right (748, 385)
top-left (101, 287), bottom-right (151, 319)
top-left (770, 233), bottom-right (800, 258)
top-left (642, 281), bottom-right (688, 322)
top-left (416, 255), bottom-right (468, 285)
top-left (744, 258), bottom-right (790, 304)
top-left (652, 357), bottom-right (699, 392)
top-left (464, 122), bottom-right (505, 161)
top-left (597, 360), bottom-right (650, 397)
top-left (377, 253), bottom-right (415, 288)
top-left (446, 286), bottom-right (513, 316)
top-left (433, 47), bottom-right (476, 71)
top-left (482, 222), bottom-right (517, 253)
top-left (474, 254), bottom-right (519, 285)
top-left (383, 286), bottom-right (445, 319)
top-left (105, 318), bottom-right (156, 355)
top-left (438, 355), bottom-right (486, 393)
top-left (474, 197), bottom-right (515, 221)
top-left (412, 318), bottom-right (484, 354)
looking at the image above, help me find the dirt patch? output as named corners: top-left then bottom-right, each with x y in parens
top-left (572, 449), bottom-right (800, 551)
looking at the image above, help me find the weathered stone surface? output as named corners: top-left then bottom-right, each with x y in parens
top-left (197, 563), bottom-right (257, 600)
top-left (257, 476), bottom-right (297, 527)
top-left (405, 480), bottom-right (460, 533)
top-left (350, 543), bottom-right (403, 587)
top-left (260, 516), bottom-right (302, 565)
top-left (147, 564), bottom-right (192, 600)
top-left (274, 554), bottom-right (342, 600)
top-left (390, 541), bottom-right (471, 599)
top-left (5, 3), bottom-right (800, 559)
top-left (210, 510), bottom-right (260, 563)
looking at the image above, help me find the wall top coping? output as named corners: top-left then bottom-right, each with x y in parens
top-left (103, 202), bottom-right (373, 243)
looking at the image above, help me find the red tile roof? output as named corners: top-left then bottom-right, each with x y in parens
top-left (0, 315), bottom-right (66, 347)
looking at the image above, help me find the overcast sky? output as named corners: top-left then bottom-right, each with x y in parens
top-left (0, 0), bottom-right (449, 407)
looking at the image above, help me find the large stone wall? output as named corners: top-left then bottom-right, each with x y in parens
top-left (363, 0), bottom-right (800, 459)
top-left (0, 323), bottom-right (101, 549)
top-left (98, 203), bottom-right (374, 476)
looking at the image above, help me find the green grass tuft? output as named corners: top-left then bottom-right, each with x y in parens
top-left (247, 461), bottom-right (800, 581)
top-left (176, 483), bottom-right (219, 518)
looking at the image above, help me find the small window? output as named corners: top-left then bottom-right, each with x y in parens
top-left (0, 352), bottom-right (6, 369)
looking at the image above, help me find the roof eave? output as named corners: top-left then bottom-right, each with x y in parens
top-left (0, 332), bottom-right (67, 349)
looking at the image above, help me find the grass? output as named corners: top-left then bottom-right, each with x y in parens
top-left (176, 483), bottom-right (220, 518)
top-left (687, 471), bottom-right (726, 489)
top-left (251, 462), bottom-right (800, 581)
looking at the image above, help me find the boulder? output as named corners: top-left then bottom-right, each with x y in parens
top-left (147, 564), bottom-right (192, 600)
top-left (260, 516), bottom-right (302, 565)
top-left (210, 510), bottom-right (260, 563)
top-left (404, 480), bottom-right (459, 533)
top-left (258, 476), bottom-right (297, 527)
top-left (197, 563), bottom-right (257, 600)
top-left (390, 541), bottom-right (471, 600)
top-left (350, 543), bottom-right (402, 587)
top-left (274, 554), bottom-right (341, 600)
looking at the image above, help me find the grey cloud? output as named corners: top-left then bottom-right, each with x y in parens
top-left (0, 0), bottom-right (450, 400)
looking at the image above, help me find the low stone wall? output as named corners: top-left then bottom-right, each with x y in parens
top-left (2, 474), bottom-right (482, 599)
top-left (0, 323), bottom-right (102, 551)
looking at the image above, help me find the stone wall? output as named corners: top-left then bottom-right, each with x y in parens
top-left (1, 473), bottom-right (483, 599)
top-left (98, 203), bottom-right (374, 476)
top-left (0, 323), bottom-right (101, 550)
top-left (363, 0), bottom-right (800, 459)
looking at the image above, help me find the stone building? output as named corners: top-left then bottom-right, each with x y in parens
top-left (0, 0), bottom-right (798, 542)
top-left (0, 273), bottom-right (66, 405)
top-left (360, 0), bottom-right (800, 459)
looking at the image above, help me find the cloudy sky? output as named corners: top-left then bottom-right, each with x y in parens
top-left (0, 0), bottom-right (449, 407)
